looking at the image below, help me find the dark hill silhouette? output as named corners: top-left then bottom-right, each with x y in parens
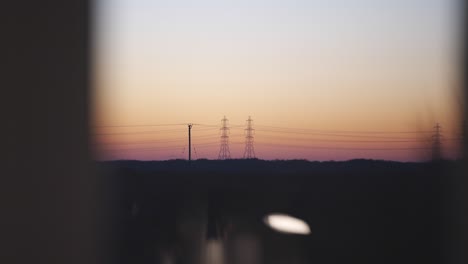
top-left (97, 159), bottom-right (460, 264)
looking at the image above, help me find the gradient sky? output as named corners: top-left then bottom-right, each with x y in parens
top-left (92, 0), bottom-right (462, 161)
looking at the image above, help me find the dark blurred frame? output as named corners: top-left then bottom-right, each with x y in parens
top-left (1, 1), bottom-right (466, 263)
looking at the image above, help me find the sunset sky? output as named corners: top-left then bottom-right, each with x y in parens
top-left (92, 0), bottom-right (462, 161)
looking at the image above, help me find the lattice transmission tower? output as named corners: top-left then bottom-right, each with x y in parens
top-left (243, 116), bottom-right (256, 159)
top-left (432, 122), bottom-right (442, 161)
top-left (218, 116), bottom-right (231, 160)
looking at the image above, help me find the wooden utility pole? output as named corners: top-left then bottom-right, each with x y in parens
top-left (188, 123), bottom-right (193, 161)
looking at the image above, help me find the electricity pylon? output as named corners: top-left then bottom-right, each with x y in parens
top-left (243, 116), bottom-right (256, 159)
top-left (432, 123), bottom-right (442, 161)
top-left (218, 116), bottom-right (231, 160)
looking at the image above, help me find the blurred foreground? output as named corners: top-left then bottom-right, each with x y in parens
top-left (99, 159), bottom-right (461, 264)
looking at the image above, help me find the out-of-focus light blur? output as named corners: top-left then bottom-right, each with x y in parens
top-left (206, 239), bottom-right (225, 264)
top-left (264, 213), bottom-right (311, 235)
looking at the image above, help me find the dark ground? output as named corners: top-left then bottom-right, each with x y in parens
top-left (98, 159), bottom-right (462, 264)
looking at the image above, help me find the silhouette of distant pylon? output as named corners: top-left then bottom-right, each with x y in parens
top-left (432, 122), bottom-right (442, 160)
top-left (218, 116), bottom-right (231, 160)
top-left (243, 116), bottom-right (256, 159)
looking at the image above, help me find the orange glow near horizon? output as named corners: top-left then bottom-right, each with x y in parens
top-left (92, 0), bottom-right (462, 162)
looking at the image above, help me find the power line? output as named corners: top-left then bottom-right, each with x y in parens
top-left (254, 134), bottom-right (461, 143)
top-left (255, 125), bottom-right (434, 134)
top-left (94, 134), bottom-right (223, 147)
top-left (192, 123), bottom-right (219, 128)
top-left (254, 129), bottom-right (428, 140)
top-left (93, 128), bottom-right (186, 136)
top-left (93, 122), bottom-right (452, 135)
top-left (93, 127), bottom-right (218, 136)
top-left (197, 142), bottom-right (220, 146)
top-left (99, 145), bottom-right (185, 152)
top-left (94, 135), bottom-right (461, 146)
top-left (93, 119), bottom-right (461, 159)
top-left (255, 143), bottom-right (434, 151)
top-left (96, 138), bottom-right (188, 146)
top-left (93, 123), bottom-right (187, 128)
